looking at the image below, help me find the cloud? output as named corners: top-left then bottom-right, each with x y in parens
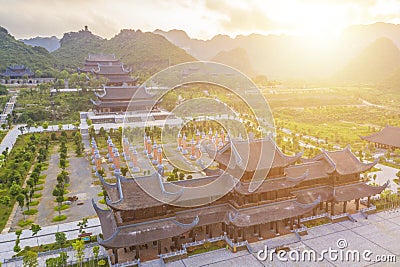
top-left (204, 0), bottom-right (277, 32)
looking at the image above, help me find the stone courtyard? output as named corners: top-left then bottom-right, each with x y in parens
top-left (142, 208), bottom-right (400, 267)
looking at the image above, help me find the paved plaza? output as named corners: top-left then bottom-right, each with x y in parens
top-left (159, 209), bottom-right (400, 267)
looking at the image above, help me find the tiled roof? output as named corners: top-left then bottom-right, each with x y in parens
top-left (87, 54), bottom-right (118, 62)
top-left (1, 65), bottom-right (33, 77)
top-left (94, 64), bottom-right (131, 75)
top-left (210, 137), bottom-right (302, 171)
top-left (361, 126), bottom-right (400, 148)
top-left (302, 147), bottom-right (377, 175)
top-left (333, 181), bottom-right (388, 202)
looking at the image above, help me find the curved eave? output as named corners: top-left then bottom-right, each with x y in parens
top-left (98, 216), bottom-right (199, 249)
top-left (99, 175), bottom-right (124, 207)
top-left (229, 197), bottom-right (320, 227)
top-left (333, 159), bottom-right (378, 176)
top-left (333, 181), bottom-right (389, 202)
top-left (90, 99), bottom-right (101, 106)
top-left (92, 199), bottom-right (118, 240)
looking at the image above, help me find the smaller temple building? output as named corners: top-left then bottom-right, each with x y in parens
top-left (361, 125), bottom-right (400, 150)
top-left (0, 65), bottom-right (33, 79)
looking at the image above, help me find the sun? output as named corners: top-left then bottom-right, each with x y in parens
top-left (260, 1), bottom-right (351, 38)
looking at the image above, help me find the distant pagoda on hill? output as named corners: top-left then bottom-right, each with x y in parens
top-left (78, 54), bottom-right (137, 86)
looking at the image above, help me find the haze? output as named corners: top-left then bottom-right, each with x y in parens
top-left (1, 0), bottom-right (400, 40)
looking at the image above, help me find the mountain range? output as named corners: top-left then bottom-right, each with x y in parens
top-left (0, 27), bottom-right (56, 75)
top-left (20, 36), bottom-right (60, 52)
top-left (2, 23), bottom-right (400, 87)
top-left (154, 23), bottom-right (400, 83)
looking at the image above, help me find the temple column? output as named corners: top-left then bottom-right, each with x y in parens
top-left (343, 201), bottom-right (347, 213)
top-left (158, 240), bottom-right (162, 255)
top-left (331, 201), bottom-right (335, 216)
top-left (290, 217), bottom-right (294, 230)
top-left (312, 208), bottom-right (316, 216)
top-left (367, 196), bottom-right (371, 207)
top-left (356, 198), bottom-right (360, 210)
top-left (229, 226), bottom-right (234, 239)
top-left (297, 216), bottom-right (301, 228)
top-left (325, 201), bottom-right (329, 212)
top-left (319, 202), bottom-right (324, 210)
top-left (275, 221), bottom-right (279, 234)
top-left (113, 249), bottom-right (118, 263)
top-left (233, 228), bottom-right (238, 243)
top-left (135, 246), bottom-right (139, 260)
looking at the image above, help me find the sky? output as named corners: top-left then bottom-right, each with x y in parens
top-left (0, 0), bottom-right (400, 40)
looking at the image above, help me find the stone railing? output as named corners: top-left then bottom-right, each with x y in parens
top-left (329, 213), bottom-right (349, 220)
top-left (300, 212), bottom-right (329, 223)
top-left (159, 248), bottom-right (187, 260)
top-left (361, 205), bottom-right (376, 213)
top-left (111, 258), bottom-right (141, 267)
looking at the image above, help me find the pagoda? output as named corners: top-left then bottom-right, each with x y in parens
top-left (93, 136), bottom-right (387, 264)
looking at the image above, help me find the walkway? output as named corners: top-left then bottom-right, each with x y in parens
top-left (0, 124), bottom-right (75, 154)
top-left (368, 163), bottom-right (399, 193)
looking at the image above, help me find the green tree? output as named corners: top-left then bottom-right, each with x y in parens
top-left (53, 186), bottom-right (65, 216)
top-left (120, 167), bottom-right (128, 176)
top-left (55, 232), bottom-right (67, 249)
top-left (14, 230), bottom-right (22, 253)
top-left (72, 239), bottom-right (85, 267)
top-left (10, 182), bottom-right (22, 196)
top-left (22, 188), bottom-right (30, 211)
top-left (77, 217), bottom-right (88, 234)
top-left (23, 251), bottom-right (38, 267)
top-left (42, 121), bottom-right (49, 132)
top-left (92, 245), bottom-right (100, 261)
top-left (16, 194), bottom-right (25, 214)
top-left (26, 119), bottom-right (34, 132)
top-left (30, 224), bottom-right (42, 251)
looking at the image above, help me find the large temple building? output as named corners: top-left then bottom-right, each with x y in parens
top-left (361, 125), bottom-right (400, 150)
top-left (91, 85), bottom-right (155, 113)
top-left (93, 136), bottom-right (386, 264)
top-left (78, 54), bottom-right (137, 86)
top-left (80, 54), bottom-right (179, 126)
